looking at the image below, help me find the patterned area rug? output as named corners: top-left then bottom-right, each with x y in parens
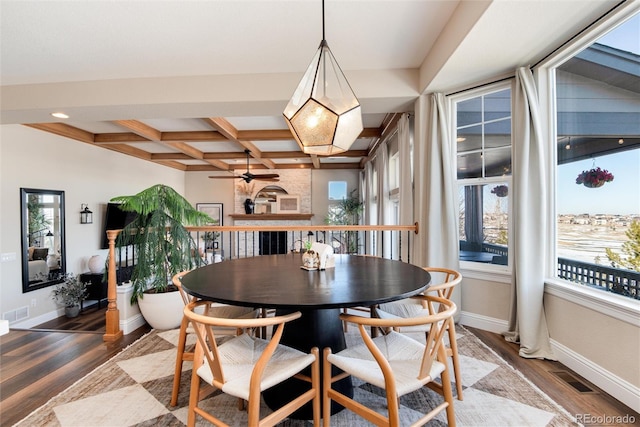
top-left (15, 326), bottom-right (579, 426)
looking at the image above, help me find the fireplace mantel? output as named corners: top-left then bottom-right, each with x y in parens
top-left (230, 214), bottom-right (314, 221)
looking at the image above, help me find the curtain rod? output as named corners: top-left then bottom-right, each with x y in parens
top-left (532, 1), bottom-right (626, 68)
top-left (446, 0), bottom-right (626, 97)
top-left (446, 75), bottom-right (515, 97)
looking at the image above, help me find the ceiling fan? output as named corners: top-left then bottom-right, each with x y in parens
top-left (209, 150), bottom-right (280, 183)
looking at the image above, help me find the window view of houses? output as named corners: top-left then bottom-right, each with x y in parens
top-left (555, 15), bottom-right (639, 298)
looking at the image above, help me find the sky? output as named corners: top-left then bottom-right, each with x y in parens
top-left (556, 14), bottom-right (639, 216)
top-left (597, 14), bottom-right (639, 54)
top-left (557, 150), bottom-right (640, 215)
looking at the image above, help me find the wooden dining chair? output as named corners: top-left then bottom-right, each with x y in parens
top-left (323, 294), bottom-right (457, 426)
top-left (170, 271), bottom-right (259, 407)
top-left (184, 300), bottom-right (320, 427)
top-left (373, 267), bottom-right (464, 400)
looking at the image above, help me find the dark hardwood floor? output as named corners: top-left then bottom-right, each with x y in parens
top-left (0, 305), bottom-right (151, 426)
top-left (467, 327), bottom-right (639, 426)
top-left (1, 309), bottom-right (637, 426)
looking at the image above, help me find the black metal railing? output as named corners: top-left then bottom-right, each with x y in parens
top-left (188, 224), bottom-right (418, 263)
top-left (558, 257), bottom-right (639, 300)
top-left (459, 240), bottom-right (508, 264)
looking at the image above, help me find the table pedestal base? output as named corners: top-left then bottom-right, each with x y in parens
top-left (262, 308), bottom-right (352, 420)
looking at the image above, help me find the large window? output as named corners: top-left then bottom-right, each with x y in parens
top-left (454, 87), bottom-right (512, 266)
top-left (554, 13), bottom-right (640, 299)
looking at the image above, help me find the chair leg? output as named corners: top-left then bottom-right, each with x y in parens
top-left (187, 342), bottom-right (203, 427)
top-left (311, 347), bottom-right (321, 427)
top-left (342, 308), bottom-right (348, 332)
top-left (447, 319), bottom-right (464, 400)
top-left (439, 348), bottom-right (457, 427)
top-left (171, 316), bottom-right (190, 406)
top-left (322, 348), bottom-right (333, 427)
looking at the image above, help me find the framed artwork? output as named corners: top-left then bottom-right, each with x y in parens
top-left (276, 195), bottom-right (300, 214)
top-left (196, 203), bottom-right (223, 226)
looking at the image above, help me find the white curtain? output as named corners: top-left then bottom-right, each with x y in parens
top-left (503, 67), bottom-right (555, 360)
top-left (376, 145), bottom-right (391, 257)
top-left (398, 113), bottom-right (414, 262)
top-left (414, 93), bottom-right (458, 270)
top-left (363, 161), bottom-right (375, 254)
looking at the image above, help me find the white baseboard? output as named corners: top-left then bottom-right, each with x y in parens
top-left (120, 313), bottom-right (146, 335)
top-left (12, 305), bottom-right (145, 336)
top-left (551, 338), bottom-right (640, 413)
top-left (459, 310), bottom-right (508, 334)
top-left (0, 319), bottom-right (9, 336)
top-left (460, 311), bottom-right (640, 414)
top-left (12, 308), bottom-right (62, 329)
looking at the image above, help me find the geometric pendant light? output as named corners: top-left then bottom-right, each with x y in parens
top-left (283, 0), bottom-right (363, 156)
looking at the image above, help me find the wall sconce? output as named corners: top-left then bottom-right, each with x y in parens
top-left (80, 204), bottom-right (93, 224)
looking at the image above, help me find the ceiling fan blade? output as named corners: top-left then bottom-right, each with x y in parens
top-left (210, 151), bottom-right (280, 182)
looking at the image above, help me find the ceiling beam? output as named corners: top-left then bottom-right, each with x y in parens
top-left (165, 141), bottom-right (230, 170)
top-left (202, 117), bottom-right (277, 169)
top-left (113, 119), bottom-right (231, 170)
top-left (162, 131), bottom-right (227, 141)
top-left (261, 150), bottom-right (368, 159)
top-left (310, 155), bottom-right (320, 169)
top-left (94, 133), bottom-right (151, 143)
top-left (184, 162), bottom-right (360, 172)
top-left (236, 127), bottom-right (382, 140)
top-left (113, 120), bottom-right (161, 141)
top-left (24, 123), bottom-right (95, 144)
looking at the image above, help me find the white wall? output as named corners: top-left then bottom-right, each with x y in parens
top-left (185, 172), bottom-right (235, 226)
top-left (0, 127), bottom-right (361, 328)
top-left (311, 169), bottom-right (360, 225)
top-left (0, 124), bottom-right (185, 326)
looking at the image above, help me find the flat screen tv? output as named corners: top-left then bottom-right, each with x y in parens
top-left (101, 203), bottom-right (138, 249)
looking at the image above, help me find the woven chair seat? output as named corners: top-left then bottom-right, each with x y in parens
top-left (197, 333), bottom-right (316, 401)
top-left (328, 330), bottom-right (445, 397)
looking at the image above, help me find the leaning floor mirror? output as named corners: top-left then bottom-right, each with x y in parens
top-left (20, 188), bottom-right (66, 292)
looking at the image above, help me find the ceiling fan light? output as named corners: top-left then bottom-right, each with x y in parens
top-left (284, 39), bottom-right (362, 156)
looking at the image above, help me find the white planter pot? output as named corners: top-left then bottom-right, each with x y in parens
top-left (137, 290), bottom-right (183, 330)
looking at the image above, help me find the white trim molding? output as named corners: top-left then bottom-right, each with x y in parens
top-left (551, 338), bottom-right (640, 413)
top-left (545, 280), bottom-right (640, 327)
top-left (120, 313), bottom-right (146, 335)
top-left (460, 310), bottom-right (640, 413)
top-left (459, 311), bottom-right (508, 334)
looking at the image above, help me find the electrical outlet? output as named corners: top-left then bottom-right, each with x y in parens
top-left (31, 299), bottom-right (37, 308)
top-left (1, 252), bottom-right (17, 262)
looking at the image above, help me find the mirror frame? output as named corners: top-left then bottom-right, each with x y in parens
top-left (20, 188), bottom-right (67, 293)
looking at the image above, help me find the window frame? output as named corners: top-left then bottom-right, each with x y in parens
top-left (536, 2), bottom-right (640, 317)
top-left (450, 81), bottom-right (514, 272)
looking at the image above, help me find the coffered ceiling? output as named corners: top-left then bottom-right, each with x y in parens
top-left (0, 0), bottom-right (622, 174)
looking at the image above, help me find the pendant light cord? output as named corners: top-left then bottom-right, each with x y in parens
top-left (322, 0), bottom-right (325, 42)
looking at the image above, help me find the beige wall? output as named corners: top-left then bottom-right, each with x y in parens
top-left (459, 272), bottom-right (640, 409)
top-left (460, 275), bottom-right (511, 321)
top-left (310, 169), bottom-right (360, 226)
top-left (545, 293), bottom-right (640, 388)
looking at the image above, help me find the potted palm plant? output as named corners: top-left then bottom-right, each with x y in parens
top-left (111, 184), bottom-right (213, 329)
top-left (325, 189), bottom-right (363, 253)
top-left (51, 273), bottom-right (88, 318)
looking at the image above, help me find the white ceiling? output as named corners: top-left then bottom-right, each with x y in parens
top-left (0, 0), bottom-right (621, 172)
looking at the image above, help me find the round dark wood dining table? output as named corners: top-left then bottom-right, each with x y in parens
top-left (181, 253), bottom-right (431, 419)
